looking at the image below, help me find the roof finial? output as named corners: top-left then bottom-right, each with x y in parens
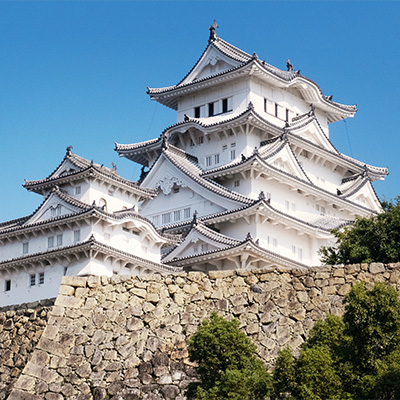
top-left (259, 191), bottom-right (265, 200)
top-left (245, 232), bottom-right (253, 241)
top-left (66, 145), bottom-right (73, 155)
top-left (209, 20), bottom-right (218, 42)
top-left (286, 59), bottom-right (294, 72)
top-left (111, 162), bottom-right (117, 172)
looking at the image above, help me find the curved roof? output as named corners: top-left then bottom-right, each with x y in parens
top-left (147, 30), bottom-right (357, 120)
top-left (24, 148), bottom-right (156, 198)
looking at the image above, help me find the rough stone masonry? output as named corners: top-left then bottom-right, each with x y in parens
top-left (4, 262), bottom-right (400, 399)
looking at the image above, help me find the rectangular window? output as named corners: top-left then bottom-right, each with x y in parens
top-left (39, 272), bottom-right (44, 285)
top-left (5, 280), bottom-right (11, 292)
top-left (292, 245), bottom-right (296, 254)
top-left (265, 99), bottom-right (274, 114)
top-left (291, 203), bottom-right (296, 212)
top-left (230, 150), bottom-right (236, 160)
top-left (272, 238), bottom-right (277, 248)
top-left (74, 230), bottom-right (81, 243)
top-left (184, 208), bottom-right (191, 219)
top-left (22, 242), bottom-right (29, 254)
top-left (51, 208), bottom-right (56, 217)
top-left (75, 186), bottom-right (81, 195)
top-left (285, 201), bottom-right (290, 211)
top-left (208, 102), bottom-right (214, 117)
top-left (30, 274), bottom-right (36, 287)
top-left (48, 236), bottom-right (54, 248)
top-left (275, 103), bottom-right (279, 117)
top-left (197, 136), bottom-right (204, 145)
top-left (57, 234), bottom-right (63, 247)
top-left (206, 156), bottom-right (212, 167)
top-left (162, 213), bottom-right (171, 224)
top-left (56, 205), bottom-right (61, 216)
top-left (222, 144), bottom-right (228, 151)
top-left (193, 246), bottom-right (198, 254)
top-left (152, 215), bottom-right (159, 225)
top-left (222, 98), bottom-right (228, 113)
top-left (194, 106), bottom-right (200, 118)
top-left (201, 244), bottom-right (209, 252)
top-left (174, 210), bottom-right (181, 222)
top-left (214, 153), bottom-right (220, 164)
top-left (231, 142), bottom-right (236, 148)
top-left (173, 187), bottom-right (180, 194)
top-left (298, 248), bottom-right (303, 260)
top-left (234, 180), bottom-right (240, 187)
top-left (286, 109), bottom-right (290, 122)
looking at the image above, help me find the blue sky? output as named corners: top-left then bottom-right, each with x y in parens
top-left (0, 1), bottom-right (399, 222)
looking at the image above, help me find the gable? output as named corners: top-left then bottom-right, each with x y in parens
top-left (23, 192), bottom-right (86, 226)
top-left (263, 143), bottom-right (310, 182)
top-left (52, 159), bottom-right (81, 179)
top-left (141, 153), bottom-right (247, 214)
top-left (180, 45), bottom-right (243, 86)
top-left (346, 180), bottom-right (382, 213)
top-left (290, 120), bottom-right (337, 152)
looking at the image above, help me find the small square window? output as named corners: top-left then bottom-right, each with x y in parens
top-left (57, 234), bottom-right (63, 246)
top-left (74, 230), bottom-right (81, 243)
top-left (39, 272), bottom-right (44, 285)
top-left (234, 180), bottom-right (240, 187)
top-left (5, 280), bottom-right (11, 292)
top-left (22, 242), bottom-right (29, 254)
top-left (30, 274), bottom-right (36, 286)
top-left (208, 102), bottom-right (214, 117)
top-left (174, 210), bottom-right (181, 222)
top-left (222, 144), bottom-right (228, 151)
top-left (222, 98), bottom-right (228, 113)
top-left (184, 208), bottom-right (191, 219)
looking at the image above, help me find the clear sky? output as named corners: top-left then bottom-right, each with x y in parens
top-left (0, 1), bottom-right (399, 222)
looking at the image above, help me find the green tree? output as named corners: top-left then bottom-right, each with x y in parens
top-left (320, 196), bottom-right (400, 264)
top-left (186, 313), bottom-right (272, 400)
top-left (273, 282), bottom-right (400, 400)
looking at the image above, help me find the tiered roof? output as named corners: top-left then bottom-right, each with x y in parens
top-left (24, 147), bottom-right (156, 199)
top-left (147, 26), bottom-right (357, 123)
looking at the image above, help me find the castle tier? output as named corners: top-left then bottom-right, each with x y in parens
top-left (116, 24), bottom-right (387, 272)
top-left (0, 147), bottom-right (180, 306)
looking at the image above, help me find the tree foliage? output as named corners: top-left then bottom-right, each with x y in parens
top-left (320, 196), bottom-right (400, 264)
top-left (273, 282), bottom-right (400, 400)
top-left (186, 313), bottom-right (272, 400)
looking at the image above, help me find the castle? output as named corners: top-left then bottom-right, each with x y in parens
top-left (0, 23), bottom-right (387, 306)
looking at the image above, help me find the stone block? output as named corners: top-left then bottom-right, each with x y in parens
top-left (369, 263), bottom-right (385, 274)
top-left (54, 295), bottom-right (84, 309)
top-left (61, 276), bottom-right (87, 287)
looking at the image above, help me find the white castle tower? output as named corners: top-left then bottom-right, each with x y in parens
top-left (116, 23), bottom-right (387, 272)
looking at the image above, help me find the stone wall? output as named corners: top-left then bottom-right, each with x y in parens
top-left (0, 299), bottom-right (54, 400)
top-left (6, 263), bottom-right (400, 400)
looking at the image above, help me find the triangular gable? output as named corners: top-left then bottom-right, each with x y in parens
top-left (23, 190), bottom-right (88, 226)
top-left (50, 158), bottom-right (85, 180)
top-left (163, 222), bottom-right (239, 262)
top-left (289, 118), bottom-right (337, 153)
top-left (260, 140), bottom-right (310, 182)
top-left (180, 44), bottom-right (244, 86)
top-left (345, 180), bottom-right (382, 213)
top-left (141, 152), bottom-right (249, 212)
